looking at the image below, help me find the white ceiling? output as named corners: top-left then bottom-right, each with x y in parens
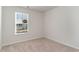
top-left (23, 6), bottom-right (57, 12)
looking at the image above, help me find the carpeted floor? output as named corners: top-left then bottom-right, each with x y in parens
top-left (1, 38), bottom-right (79, 52)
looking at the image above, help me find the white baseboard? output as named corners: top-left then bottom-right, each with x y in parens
top-left (2, 34), bottom-right (43, 47)
top-left (45, 35), bottom-right (79, 49)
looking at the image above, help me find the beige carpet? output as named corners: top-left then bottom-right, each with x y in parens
top-left (1, 38), bottom-right (79, 52)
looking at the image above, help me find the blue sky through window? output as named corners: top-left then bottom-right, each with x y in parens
top-left (16, 12), bottom-right (23, 20)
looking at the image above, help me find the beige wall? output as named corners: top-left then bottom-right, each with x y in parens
top-left (2, 6), bottom-right (43, 46)
top-left (44, 7), bottom-right (79, 49)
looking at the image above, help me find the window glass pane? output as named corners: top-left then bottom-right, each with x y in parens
top-left (15, 12), bottom-right (29, 34)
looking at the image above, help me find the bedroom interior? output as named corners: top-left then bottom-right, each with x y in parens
top-left (0, 6), bottom-right (79, 52)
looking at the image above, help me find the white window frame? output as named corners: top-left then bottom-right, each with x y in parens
top-left (15, 12), bottom-right (29, 35)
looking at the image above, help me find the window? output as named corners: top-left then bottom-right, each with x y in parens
top-left (15, 12), bottom-right (29, 34)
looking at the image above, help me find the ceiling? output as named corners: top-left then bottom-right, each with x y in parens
top-left (23, 6), bottom-right (57, 12)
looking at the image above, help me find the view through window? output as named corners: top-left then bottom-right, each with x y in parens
top-left (15, 12), bottom-right (29, 34)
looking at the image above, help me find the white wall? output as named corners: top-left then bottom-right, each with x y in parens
top-left (2, 6), bottom-right (79, 49)
top-left (0, 6), bottom-right (2, 49)
top-left (2, 6), bottom-right (43, 46)
top-left (44, 7), bottom-right (79, 49)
